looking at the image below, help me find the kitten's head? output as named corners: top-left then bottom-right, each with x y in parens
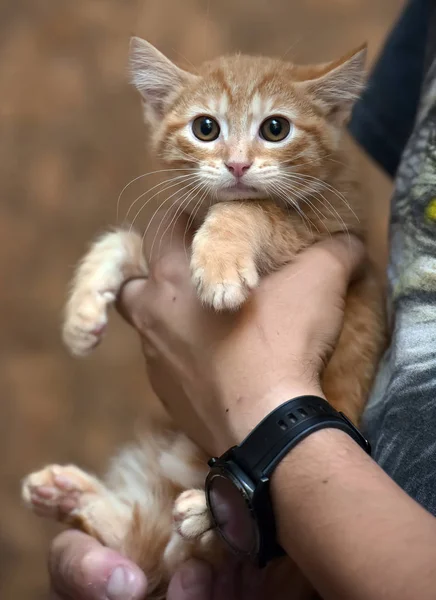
top-left (130, 38), bottom-right (366, 204)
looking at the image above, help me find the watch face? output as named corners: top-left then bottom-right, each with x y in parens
top-left (207, 471), bottom-right (259, 556)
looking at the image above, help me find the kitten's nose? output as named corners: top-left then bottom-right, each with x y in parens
top-left (225, 161), bottom-right (252, 178)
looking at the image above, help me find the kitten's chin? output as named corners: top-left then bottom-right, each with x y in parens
top-left (217, 186), bottom-right (264, 202)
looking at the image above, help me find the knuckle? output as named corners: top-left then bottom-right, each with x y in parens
top-left (132, 306), bottom-right (154, 334)
top-left (151, 252), bottom-right (185, 286)
top-left (316, 246), bottom-right (346, 276)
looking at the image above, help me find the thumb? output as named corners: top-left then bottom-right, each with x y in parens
top-left (117, 278), bottom-right (149, 331)
top-left (167, 560), bottom-right (213, 600)
top-left (49, 531), bottom-right (147, 600)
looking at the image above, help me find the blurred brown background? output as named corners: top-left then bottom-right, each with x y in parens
top-left (0, 1), bottom-right (400, 598)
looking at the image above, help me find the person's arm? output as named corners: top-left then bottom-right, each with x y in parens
top-left (48, 211), bottom-right (436, 600)
top-left (117, 211), bottom-right (436, 600)
top-left (271, 429), bottom-right (436, 600)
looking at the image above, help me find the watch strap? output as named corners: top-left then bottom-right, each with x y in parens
top-left (231, 395), bottom-right (370, 482)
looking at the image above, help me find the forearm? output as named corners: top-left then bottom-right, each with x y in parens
top-left (271, 428), bottom-right (436, 600)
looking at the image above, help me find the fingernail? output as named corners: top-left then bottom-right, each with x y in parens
top-left (106, 566), bottom-right (141, 600)
top-left (180, 561), bottom-right (213, 593)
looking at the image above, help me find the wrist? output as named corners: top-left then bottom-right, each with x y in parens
top-left (269, 427), bottom-right (373, 563)
top-left (270, 426), bottom-right (368, 511)
top-left (206, 395), bottom-right (368, 566)
top-left (216, 377), bottom-right (325, 451)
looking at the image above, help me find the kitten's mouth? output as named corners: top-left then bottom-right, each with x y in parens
top-left (228, 181), bottom-right (257, 192)
top-left (219, 180), bottom-right (262, 201)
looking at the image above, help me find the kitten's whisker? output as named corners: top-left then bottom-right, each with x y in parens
top-left (276, 176), bottom-right (344, 238)
top-left (139, 188), bottom-right (189, 262)
top-left (184, 185), bottom-right (210, 258)
top-left (133, 180), bottom-right (199, 256)
top-left (125, 174), bottom-right (200, 225)
top-left (271, 181), bottom-right (318, 236)
top-left (146, 197), bottom-right (183, 265)
top-left (175, 148), bottom-right (201, 163)
top-left (281, 173), bottom-right (349, 239)
top-left (277, 152), bottom-right (345, 172)
top-left (171, 182), bottom-right (207, 248)
top-left (146, 178), bottom-right (205, 262)
top-left (116, 168), bottom-right (193, 223)
top-left (275, 150), bottom-right (326, 168)
top-left (275, 177), bottom-right (329, 237)
top-left (275, 191), bottom-right (314, 237)
top-left (280, 151), bottom-right (335, 165)
top-left (283, 171), bottom-right (359, 221)
top-left (161, 148), bottom-right (200, 166)
top-left (158, 182), bottom-right (207, 257)
top-left (311, 189), bottom-right (351, 243)
top-left (186, 182), bottom-right (211, 232)
top-left (279, 172), bottom-right (354, 231)
top-left (128, 176), bottom-right (200, 232)
top-left (285, 187), bottom-right (330, 238)
top-left (173, 183), bottom-right (209, 257)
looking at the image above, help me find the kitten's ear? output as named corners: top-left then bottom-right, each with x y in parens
top-left (300, 44), bottom-right (367, 124)
top-left (129, 37), bottom-right (196, 122)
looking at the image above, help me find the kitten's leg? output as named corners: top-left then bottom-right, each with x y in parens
top-left (63, 230), bottom-right (147, 356)
top-left (322, 271), bottom-right (386, 424)
top-left (22, 464), bottom-right (132, 547)
top-left (164, 489), bottom-right (224, 572)
top-left (191, 201), bottom-right (302, 311)
top-left (173, 489), bottom-right (214, 544)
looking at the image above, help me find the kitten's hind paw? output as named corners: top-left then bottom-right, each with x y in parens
top-left (22, 464), bottom-right (103, 522)
top-left (166, 489), bottom-right (224, 568)
top-left (173, 489), bottom-right (213, 541)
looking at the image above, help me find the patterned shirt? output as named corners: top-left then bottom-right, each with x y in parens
top-left (350, 0), bottom-right (436, 513)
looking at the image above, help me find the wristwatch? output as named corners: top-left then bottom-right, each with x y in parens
top-left (205, 395), bottom-right (370, 567)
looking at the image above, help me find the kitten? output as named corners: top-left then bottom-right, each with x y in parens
top-left (22, 38), bottom-right (385, 598)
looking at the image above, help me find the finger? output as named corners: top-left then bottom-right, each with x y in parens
top-left (238, 562), bottom-right (264, 600)
top-left (260, 234), bottom-right (365, 300)
top-left (117, 279), bottom-right (149, 331)
top-left (49, 531), bottom-right (147, 600)
top-left (117, 253), bottom-right (199, 335)
top-left (211, 563), bottom-right (238, 600)
top-left (143, 208), bottom-right (193, 269)
top-left (301, 234), bottom-right (365, 284)
top-left (167, 559), bottom-right (213, 600)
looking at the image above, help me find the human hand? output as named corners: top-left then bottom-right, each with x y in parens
top-left (48, 532), bottom-right (285, 600)
top-left (119, 212), bottom-right (364, 455)
top-left (48, 530), bottom-right (147, 599)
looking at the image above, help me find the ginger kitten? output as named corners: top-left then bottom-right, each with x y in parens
top-left (22, 38), bottom-right (385, 598)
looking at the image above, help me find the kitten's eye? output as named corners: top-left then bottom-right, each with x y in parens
top-left (192, 116), bottom-right (220, 142)
top-left (259, 116), bottom-right (291, 142)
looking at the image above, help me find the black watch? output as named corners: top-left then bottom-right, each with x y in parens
top-left (205, 395), bottom-right (370, 567)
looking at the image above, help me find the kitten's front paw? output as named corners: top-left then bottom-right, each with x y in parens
top-left (63, 289), bottom-right (114, 356)
top-left (191, 254), bottom-right (259, 311)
